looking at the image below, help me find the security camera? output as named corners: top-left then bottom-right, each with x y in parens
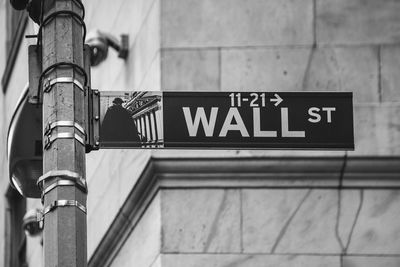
top-left (23, 209), bottom-right (43, 236)
top-left (86, 30), bottom-right (129, 67)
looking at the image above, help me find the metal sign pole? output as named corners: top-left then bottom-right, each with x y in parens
top-left (39, 0), bottom-right (87, 266)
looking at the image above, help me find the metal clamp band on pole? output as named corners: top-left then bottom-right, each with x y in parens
top-left (37, 61), bottom-right (88, 103)
top-left (37, 170), bottom-right (88, 197)
top-left (43, 77), bottom-right (84, 93)
top-left (42, 180), bottom-right (88, 199)
top-left (38, 200), bottom-right (87, 222)
top-left (44, 132), bottom-right (85, 149)
top-left (44, 120), bottom-right (85, 137)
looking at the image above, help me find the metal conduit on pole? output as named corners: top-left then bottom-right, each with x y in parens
top-left (39, 0), bottom-right (87, 266)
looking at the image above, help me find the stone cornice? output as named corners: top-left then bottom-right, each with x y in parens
top-left (88, 156), bottom-right (400, 266)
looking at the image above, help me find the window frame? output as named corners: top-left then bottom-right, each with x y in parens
top-left (4, 186), bottom-right (27, 267)
top-left (1, 4), bottom-right (28, 93)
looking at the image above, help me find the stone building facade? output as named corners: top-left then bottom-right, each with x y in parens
top-left (1, 0), bottom-right (400, 266)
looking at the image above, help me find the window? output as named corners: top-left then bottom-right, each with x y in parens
top-left (5, 3), bottom-right (26, 54)
top-left (4, 186), bottom-right (27, 267)
top-left (2, 2), bottom-right (28, 91)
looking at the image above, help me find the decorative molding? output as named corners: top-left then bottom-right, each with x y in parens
top-left (88, 156), bottom-right (400, 266)
top-left (2, 13), bottom-right (28, 92)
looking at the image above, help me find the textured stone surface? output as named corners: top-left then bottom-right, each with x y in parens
top-left (381, 45), bottom-right (400, 102)
top-left (242, 189), bottom-right (312, 253)
top-left (243, 190), bottom-right (363, 254)
top-left (350, 104), bottom-right (400, 156)
top-left (303, 47), bottom-right (379, 103)
top-left (160, 254), bottom-right (340, 267)
top-left (86, 150), bottom-right (151, 257)
top-left (149, 255), bottom-right (162, 267)
top-left (161, 189), bottom-right (241, 253)
top-left (343, 256), bottom-right (400, 267)
top-left (273, 189), bottom-right (359, 253)
top-left (161, 49), bottom-right (219, 91)
top-left (221, 47), bottom-right (312, 92)
top-left (110, 194), bottom-right (161, 267)
top-left (317, 0), bottom-right (400, 45)
top-left (162, 0), bottom-right (314, 47)
top-left (347, 190), bottom-right (400, 254)
top-left (221, 46), bottom-right (379, 103)
top-left (138, 51), bottom-right (161, 91)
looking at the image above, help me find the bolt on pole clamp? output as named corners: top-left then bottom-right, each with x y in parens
top-left (44, 120), bottom-right (86, 137)
top-left (38, 200), bottom-right (87, 222)
top-left (38, 170), bottom-right (88, 201)
top-left (44, 132), bottom-right (85, 149)
top-left (43, 77), bottom-right (84, 93)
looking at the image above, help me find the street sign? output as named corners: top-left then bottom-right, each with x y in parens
top-left (99, 91), bottom-right (354, 150)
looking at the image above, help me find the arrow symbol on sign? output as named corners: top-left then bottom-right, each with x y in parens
top-left (270, 93), bottom-right (283, 106)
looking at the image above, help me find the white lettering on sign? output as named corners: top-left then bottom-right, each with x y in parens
top-left (323, 107), bottom-right (336, 123)
top-left (308, 107), bottom-right (321, 123)
top-left (281, 108), bottom-right (306, 137)
top-left (183, 107), bottom-right (218, 136)
top-left (308, 107), bottom-right (336, 123)
top-left (253, 108), bottom-right (277, 137)
top-left (219, 108), bottom-right (249, 137)
top-left (182, 107), bottom-right (307, 138)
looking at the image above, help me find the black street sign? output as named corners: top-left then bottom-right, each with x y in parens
top-left (99, 91), bottom-right (354, 150)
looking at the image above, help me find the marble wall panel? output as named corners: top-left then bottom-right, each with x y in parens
top-left (160, 254), bottom-right (340, 267)
top-left (242, 189), bottom-right (311, 253)
top-left (110, 194), bottom-right (161, 267)
top-left (86, 149), bottom-right (151, 257)
top-left (243, 189), bottom-right (362, 254)
top-left (161, 189), bottom-right (241, 253)
top-left (381, 45), bottom-right (400, 102)
top-left (317, 0), bottom-right (400, 45)
top-left (161, 49), bottom-right (219, 91)
top-left (347, 190), bottom-right (400, 254)
top-left (343, 256), bottom-right (400, 267)
top-left (162, 0), bottom-right (313, 48)
top-left (303, 47), bottom-right (379, 103)
top-left (273, 190), bottom-right (358, 254)
top-left (350, 104), bottom-right (400, 156)
top-left (221, 47), bottom-right (312, 92)
top-left (220, 46), bottom-right (378, 103)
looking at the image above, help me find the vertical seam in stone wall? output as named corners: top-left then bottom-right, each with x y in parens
top-left (301, 0), bottom-right (317, 93)
top-left (270, 189), bottom-right (313, 253)
top-left (335, 152), bottom-right (347, 254)
top-left (313, 0), bottom-right (317, 45)
top-left (239, 189), bottom-right (243, 253)
top-left (160, 48), bottom-right (164, 89)
top-left (301, 45), bottom-right (316, 91)
top-left (378, 45), bottom-right (382, 103)
top-left (345, 190), bottom-right (364, 253)
top-left (160, 0), bottom-right (163, 90)
top-left (218, 47), bottom-right (222, 92)
top-left (137, 50), bottom-right (161, 89)
top-left (203, 190), bottom-right (230, 252)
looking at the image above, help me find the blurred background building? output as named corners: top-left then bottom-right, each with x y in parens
top-left (1, 0), bottom-right (400, 266)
